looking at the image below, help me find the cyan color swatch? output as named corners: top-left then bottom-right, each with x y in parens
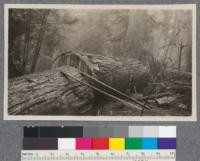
top-left (142, 138), bottom-right (158, 149)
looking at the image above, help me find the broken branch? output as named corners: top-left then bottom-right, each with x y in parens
top-left (60, 71), bottom-right (143, 111)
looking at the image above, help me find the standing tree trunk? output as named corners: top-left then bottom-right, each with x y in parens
top-left (22, 10), bottom-right (32, 73)
top-left (178, 39), bottom-right (183, 72)
top-left (30, 10), bottom-right (49, 73)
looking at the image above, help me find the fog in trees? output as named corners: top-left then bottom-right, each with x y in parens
top-left (9, 9), bottom-right (192, 78)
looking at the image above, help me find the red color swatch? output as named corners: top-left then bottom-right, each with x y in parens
top-left (92, 138), bottom-right (109, 149)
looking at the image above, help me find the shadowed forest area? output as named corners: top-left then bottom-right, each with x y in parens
top-left (8, 9), bottom-right (193, 116)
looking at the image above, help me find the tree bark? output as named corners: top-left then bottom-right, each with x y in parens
top-left (52, 51), bottom-right (151, 93)
top-left (9, 51), bottom-right (150, 115)
top-left (8, 66), bottom-right (94, 115)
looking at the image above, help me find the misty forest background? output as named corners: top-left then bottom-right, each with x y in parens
top-left (9, 9), bottom-right (192, 78)
top-left (8, 9), bottom-right (193, 116)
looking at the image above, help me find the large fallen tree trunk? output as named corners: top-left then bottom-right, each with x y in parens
top-left (52, 51), bottom-right (150, 93)
top-left (8, 66), bottom-right (94, 115)
top-left (8, 51), bottom-right (150, 115)
top-left (8, 51), bottom-right (191, 115)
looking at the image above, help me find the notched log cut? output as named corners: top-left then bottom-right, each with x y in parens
top-left (8, 66), bottom-right (94, 115)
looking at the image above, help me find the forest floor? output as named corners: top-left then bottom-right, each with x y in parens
top-left (18, 79), bottom-right (192, 116)
top-left (80, 98), bottom-right (191, 116)
top-left (77, 80), bottom-right (192, 116)
top-left (32, 78), bottom-right (191, 116)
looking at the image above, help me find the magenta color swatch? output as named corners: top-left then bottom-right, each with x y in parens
top-left (76, 138), bottom-right (92, 150)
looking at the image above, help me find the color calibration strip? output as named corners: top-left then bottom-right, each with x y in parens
top-left (23, 137), bottom-right (176, 150)
top-left (23, 126), bottom-right (176, 150)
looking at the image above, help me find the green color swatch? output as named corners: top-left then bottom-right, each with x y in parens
top-left (125, 138), bottom-right (142, 149)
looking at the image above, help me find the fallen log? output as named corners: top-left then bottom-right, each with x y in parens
top-left (60, 71), bottom-right (143, 111)
top-left (8, 50), bottom-right (193, 115)
top-left (8, 51), bottom-right (151, 115)
top-left (138, 92), bottom-right (171, 101)
top-left (8, 66), bottom-right (94, 115)
top-left (173, 81), bottom-right (192, 86)
top-left (52, 51), bottom-right (151, 113)
top-left (78, 70), bottom-right (151, 110)
top-left (165, 69), bottom-right (191, 82)
top-left (52, 51), bottom-right (150, 93)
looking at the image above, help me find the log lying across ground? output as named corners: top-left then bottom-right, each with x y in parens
top-left (52, 51), bottom-right (150, 93)
top-left (8, 66), bottom-right (94, 115)
top-left (165, 69), bottom-right (192, 82)
top-left (8, 51), bottom-right (192, 115)
top-left (9, 51), bottom-right (151, 115)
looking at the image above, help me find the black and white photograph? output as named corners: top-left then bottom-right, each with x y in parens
top-left (4, 4), bottom-right (196, 121)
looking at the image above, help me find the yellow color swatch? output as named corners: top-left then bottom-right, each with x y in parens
top-left (109, 138), bottom-right (125, 150)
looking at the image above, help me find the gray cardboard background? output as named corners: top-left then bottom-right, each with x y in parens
top-left (0, 0), bottom-right (199, 161)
